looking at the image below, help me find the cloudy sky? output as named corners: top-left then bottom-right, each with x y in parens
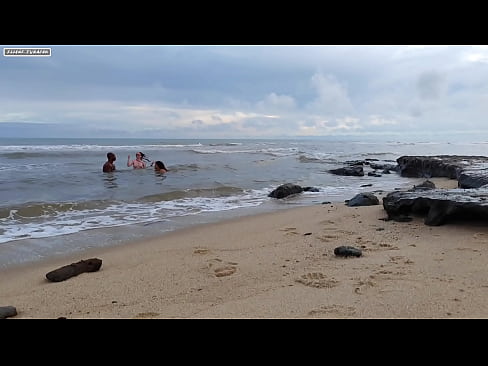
top-left (2, 45), bottom-right (488, 139)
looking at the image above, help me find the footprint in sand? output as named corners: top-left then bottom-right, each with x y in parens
top-left (317, 234), bottom-right (339, 243)
top-left (193, 248), bottom-right (210, 255)
top-left (308, 304), bottom-right (356, 317)
top-left (281, 227), bottom-right (299, 235)
top-left (473, 233), bottom-right (488, 241)
top-left (214, 266), bottom-right (237, 277)
top-left (134, 312), bottom-right (159, 319)
top-left (295, 272), bottom-right (338, 288)
top-left (353, 278), bottom-right (376, 294)
top-left (205, 258), bottom-right (238, 277)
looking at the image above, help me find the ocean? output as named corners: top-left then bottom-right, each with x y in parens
top-left (1, 136), bottom-right (487, 269)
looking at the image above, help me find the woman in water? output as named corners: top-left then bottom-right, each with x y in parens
top-left (153, 160), bottom-right (168, 173)
top-left (127, 152), bottom-right (147, 169)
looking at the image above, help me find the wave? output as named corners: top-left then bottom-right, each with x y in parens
top-left (190, 147), bottom-right (299, 157)
top-left (209, 142), bottom-right (242, 146)
top-left (0, 186), bottom-right (246, 219)
top-left (0, 142), bottom-right (204, 154)
top-left (137, 186), bottom-right (244, 203)
top-left (0, 186), bottom-right (269, 244)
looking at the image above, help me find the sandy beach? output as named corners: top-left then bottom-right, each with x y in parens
top-left (2, 177), bottom-right (487, 319)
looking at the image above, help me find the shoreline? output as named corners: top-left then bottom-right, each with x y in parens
top-left (4, 177), bottom-right (488, 318)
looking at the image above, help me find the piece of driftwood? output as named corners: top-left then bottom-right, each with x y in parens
top-left (0, 306), bottom-right (17, 319)
top-left (46, 258), bottom-right (102, 282)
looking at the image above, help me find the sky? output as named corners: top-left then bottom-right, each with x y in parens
top-left (1, 45), bottom-right (488, 140)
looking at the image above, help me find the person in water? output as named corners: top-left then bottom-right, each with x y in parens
top-left (153, 160), bottom-right (168, 173)
top-left (127, 152), bottom-right (147, 169)
top-left (103, 152), bottom-right (116, 172)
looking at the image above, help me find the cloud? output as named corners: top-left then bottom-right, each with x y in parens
top-left (305, 72), bottom-right (354, 115)
top-left (2, 45), bottom-right (488, 139)
top-left (416, 71), bottom-right (446, 100)
top-left (256, 92), bottom-right (296, 111)
top-left (368, 115), bottom-right (398, 126)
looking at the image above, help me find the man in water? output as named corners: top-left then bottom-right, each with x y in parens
top-left (103, 152), bottom-right (117, 172)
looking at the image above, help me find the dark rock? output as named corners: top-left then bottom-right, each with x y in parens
top-left (458, 169), bottom-right (488, 188)
top-left (345, 160), bottom-right (365, 166)
top-left (397, 155), bottom-right (464, 178)
top-left (383, 188), bottom-right (488, 226)
top-left (46, 258), bottom-right (102, 282)
top-left (268, 183), bottom-right (303, 199)
top-left (347, 193), bottom-right (380, 207)
top-left (370, 163), bottom-right (398, 172)
top-left (334, 246), bottom-right (362, 257)
top-left (368, 172), bottom-right (382, 177)
top-left (396, 156), bottom-right (488, 188)
top-left (303, 186), bottom-right (320, 192)
top-left (0, 306), bottom-right (17, 319)
top-left (413, 180), bottom-right (436, 190)
top-left (329, 166), bottom-right (364, 176)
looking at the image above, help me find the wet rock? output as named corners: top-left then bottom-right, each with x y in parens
top-left (303, 186), bottom-right (320, 192)
top-left (329, 166), bottom-right (364, 176)
top-left (268, 183), bottom-right (303, 199)
top-left (396, 155), bottom-right (488, 188)
top-left (413, 180), bottom-right (436, 190)
top-left (346, 193), bottom-right (380, 207)
top-left (268, 184), bottom-right (319, 199)
top-left (383, 188), bottom-right (488, 226)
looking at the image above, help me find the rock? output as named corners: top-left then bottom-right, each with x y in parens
top-left (397, 155), bottom-right (467, 178)
top-left (370, 163), bottom-right (398, 172)
top-left (396, 155), bottom-right (488, 188)
top-left (383, 187), bottom-right (488, 226)
top-left (334, 246), bottom-right (362, 257)
top-left (46, 258), bottom-right (102, 282)
top-left (413, 180), bottom-right (436, 190)
top-left (268, 183), bottom-right (318, 198)
top-left (329, 166), bottom-right (364, 176)
top-left (0, 306), bottom-right (17, 319)
top-left (347, 193), bottom-right (379, 207)
top-left (303, 186), bottom-right (320, 192)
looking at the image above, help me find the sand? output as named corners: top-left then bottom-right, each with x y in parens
top-left (2, 177), bottom-right (488, 318)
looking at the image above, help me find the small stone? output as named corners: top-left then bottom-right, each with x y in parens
top-left (0, 306), bottom-right (18, 319)
top-left (334, 246), bottom-right (362, 258)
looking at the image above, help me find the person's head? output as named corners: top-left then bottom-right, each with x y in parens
top-left (135, 152), bottom-right (143, 160)
top-left (107, 152), bottom-right (116, 161)
top-left (154, 161), bottom-right (167, 171)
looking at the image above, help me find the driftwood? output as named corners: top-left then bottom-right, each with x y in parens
top-left (0, 306), bottom-right (17, 319)
top-left (46, 258), bottom-right (102, 282)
